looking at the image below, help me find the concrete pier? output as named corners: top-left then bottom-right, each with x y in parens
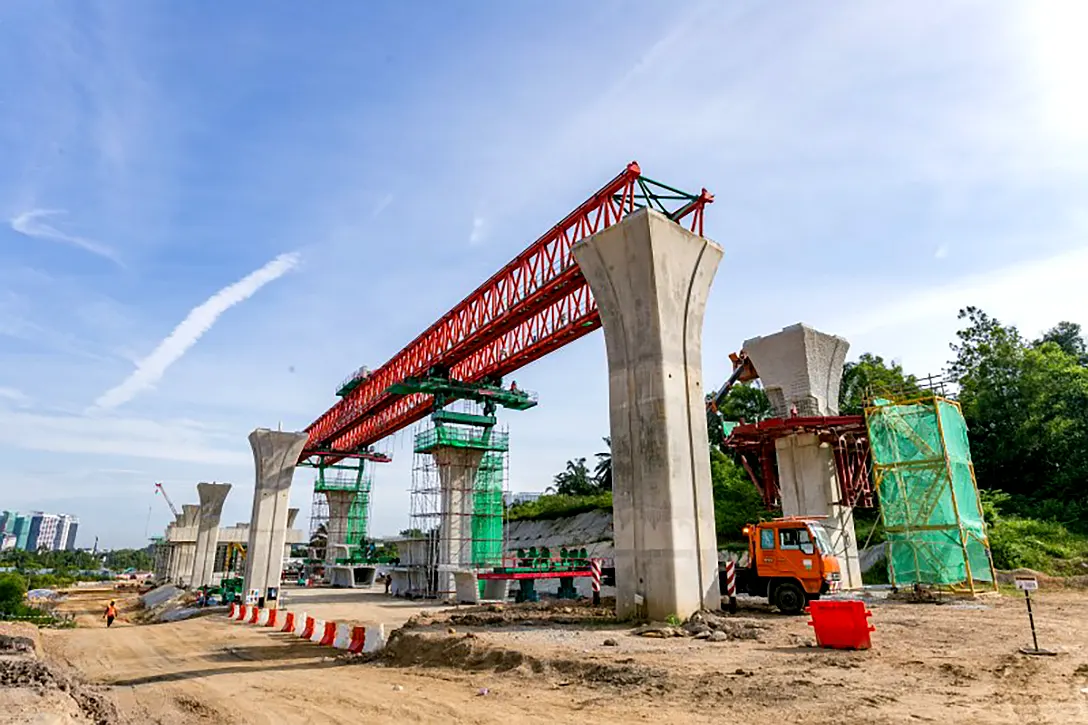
top-left (743, 323), bottom-right (862, 589)
top-left (573, 208), bottom-right (722, 621)
top-left (191, 482), bottom-right (232, 589)
top-left (175, 505), bottom-right (200, 587)
top-left (244, 428), bottom-right (309, 607)
top-left (323, 490), bottom-right (356, 570)
top-left (434, 447), bottom-right (483, 599)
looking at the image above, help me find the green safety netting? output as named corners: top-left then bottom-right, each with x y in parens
top-left (472, 452), bottom-right (505, 569)
top-left (865, 396), bottom-right (994, 588)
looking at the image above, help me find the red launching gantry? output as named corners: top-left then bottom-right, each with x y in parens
top-left (301, 162), bottom-right (713, 464)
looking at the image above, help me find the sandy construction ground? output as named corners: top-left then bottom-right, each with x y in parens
top-left (17, 586), bottom-right (1088, 724)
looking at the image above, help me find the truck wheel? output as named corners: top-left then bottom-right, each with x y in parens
top-left (773, 581), bottom-right (806, 615)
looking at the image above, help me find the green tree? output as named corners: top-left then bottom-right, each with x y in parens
top-left (593, 437), bottom-right (612, 491)
top-left (950, 307), bottom-right (1088, 529)
top-left (548, 457), bottom-right (599, 496)
top-left (839, 353), bottom-right (922, 414)
top-left (710, 447), bottom-right (771, 544)
top-left (1034, 321), bottom-right (1088, 365)
top-left (717, 383), bottom-right (773, 423)
top-left (0, 572), bottom-right (27, 615)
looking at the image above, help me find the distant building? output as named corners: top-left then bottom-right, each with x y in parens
top-left (504, 492), bottom-right (543, 507)
top-left (13, 516), bottom-right (30, 551)
top-left (27, 513), bottom-right (60, 552)
top-left (54, 515), bottom-right (79, 551)
top-left (0, 534), bottom-right (15, 551)
top-left (0, 511), bottom-right (15, 535)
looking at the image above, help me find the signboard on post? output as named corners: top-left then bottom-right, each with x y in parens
top-left (1015, 576), bottom-right (1055, 656)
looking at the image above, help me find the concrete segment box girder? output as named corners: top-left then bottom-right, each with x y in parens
top-left (742, 323), bottom-right (849, 418)
top-left (572, 208), bottom-right (722, 621)
top-left (244, 429), bottom-right (309, 607)
top-left (192, 482), bottom-right (232, 589)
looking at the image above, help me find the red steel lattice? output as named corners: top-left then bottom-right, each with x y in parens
top-left (303, 162), bottom-right (711, 460)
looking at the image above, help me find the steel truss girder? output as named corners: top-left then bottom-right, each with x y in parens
top-left (303, 162), bottom-right (711, 461)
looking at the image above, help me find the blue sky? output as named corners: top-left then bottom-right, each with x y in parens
top-left (2, 1), bottom-right (1086, 548)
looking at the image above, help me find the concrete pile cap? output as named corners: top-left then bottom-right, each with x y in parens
top-left (742, 323), bottom-right (850, 418)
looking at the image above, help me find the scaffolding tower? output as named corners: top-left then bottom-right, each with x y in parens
top-left (308, 458), bottom-right (372, 565)
top-left (865, 394), bottom-right (997, 593)
top-left (408, 423), bottom-right (510, 599)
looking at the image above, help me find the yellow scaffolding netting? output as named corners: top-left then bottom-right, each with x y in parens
top-left (864, 395), bottom-right (997, 592)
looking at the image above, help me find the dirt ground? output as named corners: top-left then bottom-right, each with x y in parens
top-left (10, 586), bottom-right (1088, 724)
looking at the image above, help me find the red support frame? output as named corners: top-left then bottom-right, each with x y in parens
top-left (303, 162), bottom-right (712, 460)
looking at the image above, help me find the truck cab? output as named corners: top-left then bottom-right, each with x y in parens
top-left (723, 517), bottom-right (842, 614)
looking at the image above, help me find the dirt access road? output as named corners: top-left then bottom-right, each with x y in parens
top-left (36, 589), bottom-right (1088, 724)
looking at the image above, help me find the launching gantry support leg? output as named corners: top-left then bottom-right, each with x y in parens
top-left (573, 208), bottom-right (722, 622)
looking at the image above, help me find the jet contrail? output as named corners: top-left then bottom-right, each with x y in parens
top-left (93, 251), bottom-right (301, 410)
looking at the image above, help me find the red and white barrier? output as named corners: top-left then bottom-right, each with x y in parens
top-left (590, 559), bottom-right (602, 593)
top-left (222, 605), bottom-right (386, 653)
top-left (724, 560), bottom-right (738, 614)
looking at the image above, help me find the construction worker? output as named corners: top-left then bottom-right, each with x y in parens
top-left (104, 601), bottom-right (117, 628)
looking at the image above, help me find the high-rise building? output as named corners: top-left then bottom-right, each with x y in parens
top-left (64, 518), bottom-right (78, 551)
top-left (13, 516), bottom-right (30, 550)
top-left (0, 534), bottom-right (15, 551)
top-left (0, 511), bottom-right (15, 535)
top-left (27, 513), bottom-right (60, 552)
top-left (53, 515), bottom-right (79, 551)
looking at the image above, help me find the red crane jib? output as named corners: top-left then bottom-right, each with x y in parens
top-left (303, 162), bottom-right (710, 459)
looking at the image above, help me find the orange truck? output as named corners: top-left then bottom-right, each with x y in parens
top-left (721, 517), bottom-right (842, 614)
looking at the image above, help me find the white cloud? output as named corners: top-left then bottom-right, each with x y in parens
top-left (93, 251), bottom-right (301, 410)
top-left (469, 215), bottom-right (486, 245)
top-left (10, 209), bottom-right (123, 266)
top-left (934, 245), bottom-right (949, 259)
top-left (0, 408), bottom-right (249, 466)
top-left (371, 193), bottom-right (394, 218)
top-left (0, 387), bottom-right (31, 407)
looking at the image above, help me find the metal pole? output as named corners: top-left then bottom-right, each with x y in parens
top-left (1025, 589), bottom-right (1040, 652)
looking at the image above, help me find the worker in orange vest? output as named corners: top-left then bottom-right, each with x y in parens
top-left (104, 601), bottom-right (117, 628)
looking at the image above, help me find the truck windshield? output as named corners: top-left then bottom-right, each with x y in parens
top-left (807, 523), bottom-right (834, 554)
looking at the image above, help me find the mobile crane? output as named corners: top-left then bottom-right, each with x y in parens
top-left (154, 482), bottom-right (179, 517)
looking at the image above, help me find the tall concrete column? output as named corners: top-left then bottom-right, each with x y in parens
top-left (323, 490), bottom-right (356, 570)
top-left (433, 447), bottom-right (484, 599)
top-left (573, 208), bottom-right (722, 621)
top-left (176, 505), bottom-right (200, 587)
top-left (244, 428), bottom-right (308, 607)
top-left (191, 482), bottom-right (232, 589)
top-left (285, 508), bottom-right (300, 560)
top-left (743, 323), bottom-right (862, 589)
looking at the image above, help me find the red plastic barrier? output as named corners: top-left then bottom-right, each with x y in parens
top-left (300, 616), bottom-right (315, 639)
top-left (237, 605), bottom-right (248, 621)
top-left (248, 607), bottom-right (260, 624)
top-left (319, 621), bottom-right (337, 647)
top-left (266, 609), bottom-right (278, 627)
top-left (281, 612), bottom-right (296, 632)
top-left (348, 626), bottom-right (367, 653)
top-left (807, 599), bottom-right (874, 650)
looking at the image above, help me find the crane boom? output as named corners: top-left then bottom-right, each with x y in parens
top-left (154, 482), bottom-right (179, 518)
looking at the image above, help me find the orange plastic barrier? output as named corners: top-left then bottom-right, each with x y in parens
top-left (807, 599), bottom-right (874, 650)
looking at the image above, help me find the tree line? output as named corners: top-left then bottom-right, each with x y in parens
top-left (540, 308), bottom-right (1088, 540)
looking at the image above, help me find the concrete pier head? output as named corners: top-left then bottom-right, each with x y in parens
top-left (191, 481), bottom-right (232, 589)
top-left (573, 208), bottom-right (722, 621)
top-left (244, 429), bottom-right (309, 607)
top-left (743, 323), bottom-right (862, 589)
